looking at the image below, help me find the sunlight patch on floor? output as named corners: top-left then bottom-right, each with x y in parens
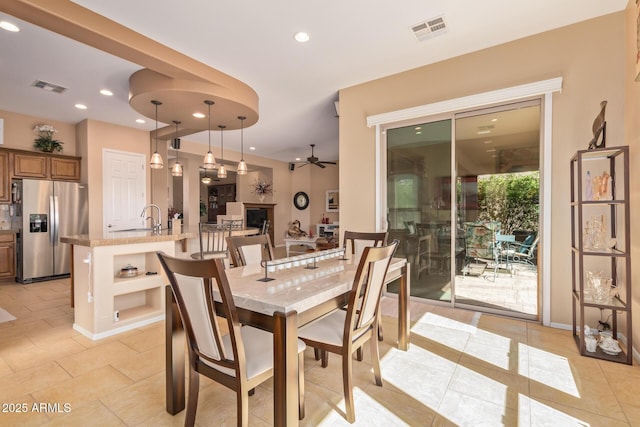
top-left (315, 387), bottom-right (411, 426)
top-left (521, 344), bottom-right (580, 398)
top-left (521, 394), bottom-right (591, 426)
top-left (463, 327), bottom-right (514, 370)
top-left (409, 312), bottom-right (476, 352)
top-left (381, 345), bottom-right (458, 410)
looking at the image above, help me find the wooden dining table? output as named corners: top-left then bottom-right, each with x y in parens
top-left (164, 254), bottom-right (410, 426)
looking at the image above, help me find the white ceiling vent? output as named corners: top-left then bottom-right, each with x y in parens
top-left (411, 15), bottom-right (448, 42)
top-left (31, 80), bottom-right (67, 94)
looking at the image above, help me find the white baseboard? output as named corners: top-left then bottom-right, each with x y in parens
top-left (73, 314), bottom-right (164, 341)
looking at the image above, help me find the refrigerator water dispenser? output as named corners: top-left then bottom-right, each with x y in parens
top-left (29, 214), bottom-right (48, 233)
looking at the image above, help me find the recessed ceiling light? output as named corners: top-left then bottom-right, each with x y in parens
top-left (416, 131), bottom-right (422, 135)
top-left (491, 118), bottom-right (498, 122)
top-left (192, 112), bottom-right (205, 118)
top-left (295, 157), bottom-right (301, 161)
top-left (136, 119), bottom-right (146, 124)
top-left (74, 103), bottom-right (87, 110)
top-left (415, 126), bottom-right (422, 130)
top-left (249, 146), bottom-right (256, 151)
top-left (294, 32), bottom-right (310, 42)
top-left (99, 89), bottom-right (113, 96)
top-left (483, 140), bottom-right (493, 144)
top-left (0, 21), bottom-right (19, 32)
top-left (486, 148), bottom-right (496, 152)
top-left (477, 130), bottom-right (491, 135)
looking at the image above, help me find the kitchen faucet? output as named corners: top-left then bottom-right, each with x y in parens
top-left (140, 204), bottom-right (162, 232)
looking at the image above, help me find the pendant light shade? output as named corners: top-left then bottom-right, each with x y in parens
top-left (171, 120), bottom-right (183, 177)
top-left (149, 100), bottom-right (163, 169)
top-left (201, 171), bottom-right (212, 184)
top-left (237, 115), bottom-right (248, 175)
top-left (217, 125), bottom-right (227, 179)
top-left (203, 100), bottom-right (216, 169)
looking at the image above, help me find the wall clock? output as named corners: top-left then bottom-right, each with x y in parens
top-left (293, 191), bottom-right (309, 210)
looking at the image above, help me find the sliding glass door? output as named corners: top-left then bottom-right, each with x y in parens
top-left (386, 118), bottom-right (453, 302)
top-left (453, 101), bottom-right (540, 318)
top-left (385, 100), bottom-right (541, 319)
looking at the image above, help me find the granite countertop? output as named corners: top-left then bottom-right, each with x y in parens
top-left (61, 225), bottom-right (259, 247)
top-left (60, 227), bottom-right (198, 247)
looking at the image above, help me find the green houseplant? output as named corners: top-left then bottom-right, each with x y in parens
top-left (33, 124), bottom-right (64, 153)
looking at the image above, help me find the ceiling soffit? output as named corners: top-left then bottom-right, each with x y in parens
top-left (1, 0), bottom-right (258, 134)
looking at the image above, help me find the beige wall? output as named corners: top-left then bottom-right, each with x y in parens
top-left (624, 2), bottom-right (640, 359)
top-left (339, 12), bottom-right (628, 329)
top-left (0, 109), bottom-right (77, 155)
top-left (80, 119), bottom-right (151, 235)
top-left (289, 163), bottom-right (339, 236)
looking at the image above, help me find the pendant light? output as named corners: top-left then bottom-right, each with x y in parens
top-left (149, 100), bottom-right (163, 169)
top-left (201, 169), bottom-right (212, 184)
top-left (171, 120), bottom-right (183, 177)
top-left (217, 125), bottom-right (227, 178)
top-left (236, 115), bottom-right (248, 175)
top-left (203, 100), bottom-right (216, 169)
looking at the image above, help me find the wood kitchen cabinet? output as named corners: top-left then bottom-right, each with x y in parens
top-left (13, 152), bottom-right (49, 179)
top-left (0, 233), bottom-right (15, 279)
top-left (0, 148), bottom-right (81, 182)
top-left (0, 151), bottom-right (9, 202)
top-left (50, 156), bottom-right (81, 181)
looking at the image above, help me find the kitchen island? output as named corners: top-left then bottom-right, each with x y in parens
top-left (62, 226), bottom-right (258, 340)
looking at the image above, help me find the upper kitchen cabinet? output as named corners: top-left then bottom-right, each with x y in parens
top-left (1, 148), bottom-right (81, 182)
top-left (13, 152), bottom-right (48, 179)
top-left (50, 157), bottom-right (81, 181)
top-left (0, 151), bottom-right (9, 202)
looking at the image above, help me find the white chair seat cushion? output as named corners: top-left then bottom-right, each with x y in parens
top-left (201, 326), bottom-right (305, 379)
top-left (299, 309), bottom-right (365, 347)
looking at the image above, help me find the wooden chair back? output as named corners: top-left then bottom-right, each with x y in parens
top-left (157, 252), bottom-right (245, 379)
top-left (343, 231), bottom-right (387, 262)
top-left (227, 234), bottom-right (274, 267)
top-left (346, 240), bottom-right (398, 342)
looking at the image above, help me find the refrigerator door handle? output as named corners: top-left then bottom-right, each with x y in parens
top-left (52, 195), bottom-right (60, 246)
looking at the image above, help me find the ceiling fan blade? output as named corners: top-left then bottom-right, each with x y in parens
top-left (314, 162), bottom-right (326, 168)
top-left (319, 161), bottom-right (336, 165)
top-left (298, 163), bottom-right (309, 168)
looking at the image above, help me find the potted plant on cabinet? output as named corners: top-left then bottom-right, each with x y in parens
top-left (33, 124), bottom-right (64, 153)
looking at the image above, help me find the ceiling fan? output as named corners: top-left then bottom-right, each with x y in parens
top-left (295, 144), bottom-right (337, 168)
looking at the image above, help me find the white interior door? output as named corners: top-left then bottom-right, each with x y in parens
top-left (103, 149), bottom-right (146, 234)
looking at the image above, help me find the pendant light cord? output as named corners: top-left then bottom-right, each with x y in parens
top-left (240, 116), bottom-right (245, 160)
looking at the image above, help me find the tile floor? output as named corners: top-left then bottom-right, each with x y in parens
top-left (1, 278), bottom-right (639, 426)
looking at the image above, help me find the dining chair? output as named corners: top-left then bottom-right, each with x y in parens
top-left (190, 223), bottom-right (230, 261)
top-left (260, 219), bottom-right (270, 235)
top-left (226, 234), bottom-right (274, 267)
top-left (156, 252), bottom-right (306, 427)
top-left (343, 230), bottom-right (388, 342)
top-left (343, 231), bottom-right (387, 262)
top-left (298, 240), bottom-right (398, 423)
top-left (222, 218), bottom-right (244, 230)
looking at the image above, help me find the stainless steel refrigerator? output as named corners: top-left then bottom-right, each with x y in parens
top-left (15, 179), bottom-right (88, 283)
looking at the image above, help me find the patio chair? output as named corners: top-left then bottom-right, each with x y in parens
top-left (463, 221), bottom-right (500, 278)
top-left (502, 234), bottom-right (539, 267)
